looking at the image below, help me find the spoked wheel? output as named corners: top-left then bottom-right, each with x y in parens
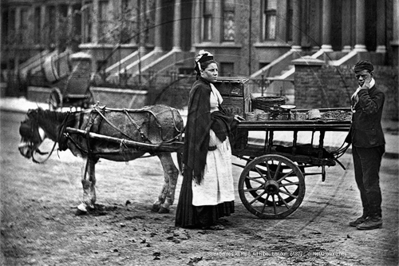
top-left (48, 88), bottom-right (62, 111)
top-left (244, 162), bottom-right (304, 206)
top-left (238, 154), bottom-right (305, 219)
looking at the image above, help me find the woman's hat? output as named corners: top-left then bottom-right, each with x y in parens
top-left (195, 50), bottom-right (214, 63)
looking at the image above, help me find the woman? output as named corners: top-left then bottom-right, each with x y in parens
top-left (175, 50), bottom-right (240, 229)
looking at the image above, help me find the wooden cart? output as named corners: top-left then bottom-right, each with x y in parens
top-left (48, 52), bottom-right (94, 110)
top-left (214, 77), bottom-right (352, 219)
top-left (231, 116), bottom-right (351, 219)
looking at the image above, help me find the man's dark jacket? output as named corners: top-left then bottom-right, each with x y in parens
top-left (346, 85), bottom-right (385, 148)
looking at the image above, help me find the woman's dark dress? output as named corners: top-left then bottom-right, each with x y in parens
top-left (175, 78), bottom-right (235, 228)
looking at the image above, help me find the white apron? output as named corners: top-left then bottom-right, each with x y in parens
top-left (191, 84), bottom-right (235, 206)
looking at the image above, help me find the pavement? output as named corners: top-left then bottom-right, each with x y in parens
top-left (1, 97), bottom-right (398, 158)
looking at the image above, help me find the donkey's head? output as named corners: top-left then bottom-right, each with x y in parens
top-left (18, 109), bottom-right (47, 159)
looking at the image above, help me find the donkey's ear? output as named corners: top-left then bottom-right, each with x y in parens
top-left (27, 109), bottom-right (38, 118)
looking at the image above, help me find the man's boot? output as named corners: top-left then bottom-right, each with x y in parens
top-left (349, 214), bottom-right (368, 227)
top-left (356, 215), bottom-right (382, 230)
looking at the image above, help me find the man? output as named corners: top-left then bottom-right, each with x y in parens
top-left (346, 60), bottom-right (385, 230)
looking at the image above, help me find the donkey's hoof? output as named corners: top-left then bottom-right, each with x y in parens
top-left (151, 204), bottom-right (161, 213)
top-left (77, 203), bottom-right (88, 212)
top-left (76, 203), bottom-right (88, 215)
top-left (158, 207), bottom-right (170, 214)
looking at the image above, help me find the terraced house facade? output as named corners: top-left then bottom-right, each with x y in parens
top-left (1, 0), bottom-right (398, 112)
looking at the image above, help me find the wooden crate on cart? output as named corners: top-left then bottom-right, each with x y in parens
top-left (213, 77), bottom-right (251, 117)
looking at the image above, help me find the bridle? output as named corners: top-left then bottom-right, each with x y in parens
top-left (19, 118), bottom-right (56, 164)
top-left (31, 137), bottom-right (57, 164)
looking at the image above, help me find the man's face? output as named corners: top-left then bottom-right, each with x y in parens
top-left (355, 70), bottom-right (373, 87)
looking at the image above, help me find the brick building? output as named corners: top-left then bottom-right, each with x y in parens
top-left (1, 0), bottom-right (398, 113)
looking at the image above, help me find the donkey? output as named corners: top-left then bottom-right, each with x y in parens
top-left (18, 105), bottom-right (184, 214)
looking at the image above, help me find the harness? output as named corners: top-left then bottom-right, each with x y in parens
top-left (62, 105), bottom-right (183, 158)
top-left (28, 105), bottom-right (183, 166)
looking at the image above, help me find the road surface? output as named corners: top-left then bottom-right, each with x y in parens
top-left (1, 111), bottom-right (398, 265)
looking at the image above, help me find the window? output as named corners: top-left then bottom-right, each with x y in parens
top-left (223, 0), bottom-right (235, 41)
top-left (263, 0), bottom-right (277, 40)
top-left (82, 3), bottom-right (92, 43)
top-left (58, 4), bottom-right (70, 49)
top-left (59, 4), bottom-right (68, 18)
top-left (118, 0), bottom-right (135, 44)
top-left (8, 9), bottom-right (16, 45)
top-left (72, 4), bottom-right (82, 43)
top-left (1, 10), bottom-right (8, 45)
top-left (179, 67), bottom-right (195, 75)
top-left (47, 6), bottom-right (56, 45)
top-left (20, 8), bottom-right (29, 44)
top-left (98, 1), bottom-right (109, 43)
top-left (286, 0), bottom-right (293, 42)
top-left (220, 62), bottom-right (234, 77)
top-left (34, 7), bottom-right (41, 44)
top-left (203, 0), bottom-right (214, 41)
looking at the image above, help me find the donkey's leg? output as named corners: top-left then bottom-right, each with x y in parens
top-left (151, 153), bottom-right (169, 212)
top-left (154, 152), bottom-right (179, 213)
top-left (151, 180), bottom-right (168, 213)
top-left (77, 158), bottom-right (97, 212)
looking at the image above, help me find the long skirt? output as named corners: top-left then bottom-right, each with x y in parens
top-left (175, 130), bottom-right (235, 228)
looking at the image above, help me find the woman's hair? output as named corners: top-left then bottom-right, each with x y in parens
top-left (194, 50), bottom-right (217, 76)
top-left (195, 59), bottom-right (217, 76)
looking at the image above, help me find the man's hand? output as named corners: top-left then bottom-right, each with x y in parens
top-left (361, 77), bottom-right (372, 89)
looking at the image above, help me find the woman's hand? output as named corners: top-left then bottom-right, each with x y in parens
top-left (234, 115), bottom-right (244, 122)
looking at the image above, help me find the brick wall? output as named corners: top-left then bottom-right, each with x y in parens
top-left (294, 60), bottom-right (398, 121)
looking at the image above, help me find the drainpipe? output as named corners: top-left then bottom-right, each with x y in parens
top-left (248, 0), bottom-right (252, 76)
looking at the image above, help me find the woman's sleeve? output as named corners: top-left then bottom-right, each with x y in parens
top-left (183, 83), bottom-right (211, 179)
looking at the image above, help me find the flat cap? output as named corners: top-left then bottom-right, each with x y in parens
top-left (354, 60), bottom-right (374, 73)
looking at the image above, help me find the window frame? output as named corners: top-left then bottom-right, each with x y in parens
top-left (262, 0), bottom-right (277, 41)
top-left (202, 0), bottom-right (214, 41)
top-left (98, 0), bottom-right (109, 43)
top-left (222, 0), bottom-right (235, 42)
top-left (286, 0), bottom-right (293, 42)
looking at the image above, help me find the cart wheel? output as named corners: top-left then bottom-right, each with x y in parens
top-left (238, 154), bottom-right (305, 219)
top-left (49, 88), bottom-right (62, 111)
top-left (244, 163), bottom-right (304, 206)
